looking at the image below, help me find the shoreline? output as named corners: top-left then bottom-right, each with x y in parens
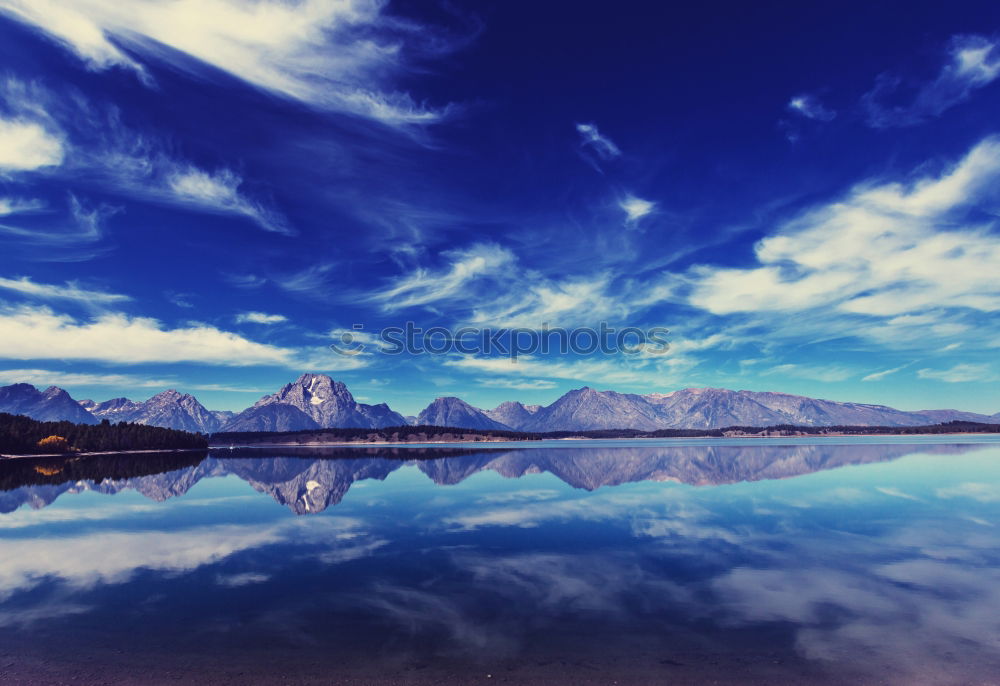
top-left (208, 431), bottom-right (1000, 448)
top-left (3, 433), bottom-right (998, 458)
top-left (0, 447), bottom-right (207, 461)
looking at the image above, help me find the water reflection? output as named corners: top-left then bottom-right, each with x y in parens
top-left (1, 440), bottom-right (1000, 685)
top-left (0, 441), bottom-right (988, 514)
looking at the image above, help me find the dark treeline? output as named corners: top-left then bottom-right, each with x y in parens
top-left (0, 413), bottom-right (208, 455)
top-left (212, 420), bottom-right (1000, 445)
top-left (0, 450), bottom-right (207, 493)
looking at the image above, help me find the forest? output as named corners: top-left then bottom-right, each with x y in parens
top-left (0, 413), bottom-right (209, 455)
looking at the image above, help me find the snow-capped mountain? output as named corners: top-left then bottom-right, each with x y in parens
top-left (81, 390), bottom-right (223, 432)
top-left (220, 374), bottom-right (406, 432)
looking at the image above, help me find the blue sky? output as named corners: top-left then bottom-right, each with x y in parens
top-left (0, 0), bottom-right (999, 415)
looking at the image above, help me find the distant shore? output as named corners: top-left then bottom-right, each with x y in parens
top-left (208, 431), bottom-right (1000, 449)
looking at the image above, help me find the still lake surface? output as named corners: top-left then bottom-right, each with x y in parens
top-left (3, 437), bottom-right (1000, 685)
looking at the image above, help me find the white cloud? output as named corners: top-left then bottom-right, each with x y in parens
top-left (167, 167), bottom-right (290, 234)
top-left (0, 117), bottom-right (63, 170)
top-left (917, 364), bottom-right (995, 383)
top-left (235, 311), bottom-right (288, 324)
top-left (0, 80), bottom-right (290, 235)
top-left (0, 276), bottom-right (130, 303)
top-left (0, 368), bottom-right (267, 392)
top-left (689, 137), bottom-right (1000, 317)
top-left (0, 303), bottom-right (301, 366)
top-left (761, 363), bottom-right (855, 383)
top-left (0, 0), bottom-right (451, 124)
top-left (862, 364), bottom-right (910, 382)
top-left (372, 243), bottom-right (516, 310)
top-left (864, 34), bottom-right (1000, 127)
top-left (787, 94), bottom-right (836, 122)
top-left (576, 122), bottom-right (621, 159)
top-left (0, 197), bottom-right (44, 215)
top-left (619, 194), bottom-right (655, 224)
top-left (475, 377), bottom-right (558, 390)
top-left (0, 368), bottom-right (175, 388)
top-left (444, 354), bottom-right (694, 387)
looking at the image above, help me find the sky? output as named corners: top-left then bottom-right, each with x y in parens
top-left (0, 0), bottom-right (999, 416)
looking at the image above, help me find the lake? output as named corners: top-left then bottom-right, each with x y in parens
top-left (3, 437), bottom-right (1000, 685)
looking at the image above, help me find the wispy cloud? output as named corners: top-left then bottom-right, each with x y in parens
top-left (787, 94), bottom-right (836, 122)
top-left (371, 243), bottom-right (515, 311)
top-left (0, 78), bottom-right (291, 235)
top-left (475, 377), bottom-right (558, 390)
top-left (863, 34), bottom-right (1000, 128)
top-left (0, 194), bottom-right (119, 261)
top-left (862, 364), bottom-right (910, 382)
top-left (917, 363), bottom-right (995, 383)
top-left (0, 0), bottom-right (457, 125)
top-left (576, 122), bottom-right (621, 159)
top-left (0, 276), bottom-right (130, 304)
top-left (167, 167), bottom-right (290, 234)
top-left (235, 311), bottom-right (288, 324)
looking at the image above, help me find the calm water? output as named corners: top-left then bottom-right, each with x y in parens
top-left (3, 437), bottom-right (1000, 685)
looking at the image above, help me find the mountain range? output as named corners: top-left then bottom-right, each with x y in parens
top-left (0, 374), bottom-right (997, 434)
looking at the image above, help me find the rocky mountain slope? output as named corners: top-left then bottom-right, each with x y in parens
top-left (220, 374), bottom-right (406, 432)
top-left (0, 383), bottom-right (97, 424)
top-left (82, 390), bottom-right (222, 432)
top-left (416, 397), bottom-right (511, 431)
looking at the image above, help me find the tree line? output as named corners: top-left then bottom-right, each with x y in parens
top-left (0, 413), bottom-right (208, 455)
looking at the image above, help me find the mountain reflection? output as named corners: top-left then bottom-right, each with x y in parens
top-left (1, 442), bottom-right (989, 515)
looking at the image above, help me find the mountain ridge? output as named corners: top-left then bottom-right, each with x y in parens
top-left (0, 378), bottom-right (996, 433)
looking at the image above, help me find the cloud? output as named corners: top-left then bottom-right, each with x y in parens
top-left (444, 354), bottom-right (693, 387)
top-left (0, 78), bottom-right (290, 235)
top-left (0, 197), bottom-right (44, 215)
top-left (0, 0), bottom-right (455, 125)
top-left (576, 122), bottom-right (621, 159)
top-left (863, 34), bottom-right (1000, 128)
top-left (0, 117), bottom-right (64, 171)
top-left (167, 167), bottom-right (290, 234)
top-left (0, 303), bottom-right (300, 366)
top-left (0, 194), bottom-right (119, 261)
top-left (372, 243), bottom-right (516, 311)
top-left (917, 363), bottom-right (995, 383)
top-left (761, 363), bottom-right (855, 383)
top-left (619, 194), bottom-right (655, 224)
top-left (787, 94), bottom-right (836, 122)
top-left (862, 364), bottom-right (910, 382)
top-left (0, 276), bottom-right (130, 303)
top-left (235, 311), bottom-right (288, 324)
top-left (688, 137), bottom-right (1000, 318)
top-left (475, 377), bottom-right (558, 390)
top-left (0, 368), bottom-right (173, 388)
top-left (0, 368), bottom-right (267, 392)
